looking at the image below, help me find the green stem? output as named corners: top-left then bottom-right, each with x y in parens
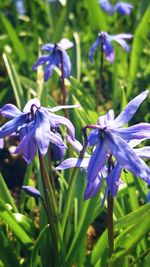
top-left (129, 247), bottom-right (150, 267)
top-left (61, 168), bottom-right (78, 235)
top-left (38, 151), bottom-right (64, 266)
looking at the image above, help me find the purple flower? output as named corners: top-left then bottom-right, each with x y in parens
top-left (0, 99), bottom-right (78, 163)
top-left (98, 0), bottom-right (114, 15)
top-left (89, 31), bottom-right (133, 63)
top-left (56, 91), bottom-right (150, 201)
top-left (22, 186), bottom-right (41, 199)
top-left (33, 38), bottom-right (73, 81)
top-left (85, 91), bottom-right (150, 188)
top-left (98, 0), bottom-right (133, 16)
top-left (114, 2), bottom-right (133, 15)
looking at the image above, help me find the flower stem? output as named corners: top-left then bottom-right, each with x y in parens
top-left (60, 51), bottom-right (68, 118)
top-left (107, 190), bottom-right (114, 257)
top-left (38, 151), bottom-right (64, 267)
top-left (97, 43), bottom-right (104, 110)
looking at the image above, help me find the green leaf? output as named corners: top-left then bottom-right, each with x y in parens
top-left (0, 229), bottom-right (20, 267)
top-left (13, 213), bottom-right (37, 238)
top-left (0, 198), bottom-right (33, 247)
top-left (2, 53), bottom-right (25, 109)
top-left (84, 0), bottom-right (107, 30)
top-left (0, 173), bottom-right (18, 213)
top-left (30, 224), bottom-right (50, 267)
top-left (111, 213), bottom-right (150, 263)
top-left (0, 12), bottom-right (26, 62)
top-left (127, 4), bottom-right (150, 96)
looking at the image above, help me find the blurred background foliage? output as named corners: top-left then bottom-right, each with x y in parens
top-left (0, 0), bottom-right (150, 267)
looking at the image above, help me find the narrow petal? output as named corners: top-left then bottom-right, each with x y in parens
top-left (109, 33), bottom-right (133, 40)
top-left (22, 186), bottom-right (41, 198)
top-left (105, 132), bottom-right (150, 183)
top-left (32, 55), bottom-right (50, 70)
top-left (89, 37), bottom-right (101, 62)
top-left (88, 129), bottom-right (99, 146)
top-left (46, 111), bottom-right (75, 140)
top-left (41, 43), bottom-right (54, 51)
top-left (84, 174), bottom-right (103, 200)
top-left (0, 114), bottom-right (28, 138)
top-left (59, 38), bottom-right (73, 50)
top-left (44, 53), bottom-right (60, 81)
top-left (47, 104), bottom-right (80, 113)
top-left (60, 50), bottom-right (71, 77)
top-left (15, 122), bottom-right (37, 163)
top-left (113, 123), bottom-right (150, 140)
top-left (103, 40), bottom-right (115, 63)
top-left (106, 163), bottom-right (122, 197)
top-left (134, 147), bottom-right (150, 159)
top-left (55, 157), bottom-right (90, 170)
top-left (98, 109), bottom-right (115, 127)
top-left (34, 110), bottom-right (51, 155)
top-left (113, 90), bottom-right (149, 128)
top-left (49, 130), bottom-right (67, 148)
top-left (87, 138), bottom-right (107, 182)
top-left (66, 134), bottom-right (83, 152)
top-left (0, 104), bottom-right (22, 118)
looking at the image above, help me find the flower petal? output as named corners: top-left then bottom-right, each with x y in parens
top-left (34, 110), bottom-right (51, 155)
top-left (103, 40), bottom-right (115, 63)
top-left (32, 55), bottom-right (50, 70)
top-left (48, 104), bottom-right (80, 113)
top-left (49, 130), bottom-right (67, 149)
top-left (84, 174), bottom-right (103, 200)
top-left (88, 129), bottom-right (99, 146)
top-left (114, 3), bottom-right (133, 16)
top-left (55, 157), bottom-right (90, 170)
top-left (23, 98), bottom-right (41, 113)
top-left (105, 132), bottom-right (150, 184)
top-left (59, 38), bottom-right (74, 50)
top-left (113, 90), bottom-right (149, 128)
top-left (0, 104), bottom-right (22, 118)
top-left (87, 138), bottom-right (107, 182)
top-left (98, 109), bottom-right (115, 127)
top-left (61, 50), bottom-right (71, 77)
top-left (89, 37), bottom-right (101, 62)
top-left (134, 147), bottom-right (150, 159)
top-left (0, 114), bottom-right (28, 138)
top-left (106, 163), bottom-right (122, 197)
top-left (41, 43), bottom-right (54, 51)
top-left (44, 53), bottom-right (60, 81)
top-left (22, 186), bottom-right (41, 198)
top-left (98, 0), bottom-right (114, 15)
top-left (66, 134), bottom-right (83, 152)
top-left (46, 111), bottom-right (75, 140)
top-left (113, 123), bottom-right (150, 140)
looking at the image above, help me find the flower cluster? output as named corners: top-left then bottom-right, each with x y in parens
top-left (89, 31), bottom-right (133, 63)
top-left (56, 91), bottom-right (150, 201)
top-left (0, 99), bottom-right (77, 163)
top-left (98, 0), bottom-right (133, 16)
top-left (33, 38), bottom-right (73, 81)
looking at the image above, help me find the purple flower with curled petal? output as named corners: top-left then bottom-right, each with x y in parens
top-left (33, 38), bottom-right (73, 81)
top-left (89, 31), bottom-right (133, 63)
top-left (0, 99), bottom-right (78, 163)
top-left (98, 0), bottom-right (133, 16)
top-left (85, 90), bottom-right (150, 193)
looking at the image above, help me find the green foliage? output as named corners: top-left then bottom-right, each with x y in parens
top-left (0, 0), bottom-right (149, 267)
